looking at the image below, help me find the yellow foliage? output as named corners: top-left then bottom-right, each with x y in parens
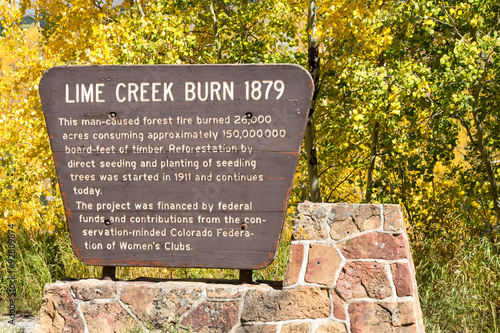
top-left (0, 0), bottom-right (303, 234)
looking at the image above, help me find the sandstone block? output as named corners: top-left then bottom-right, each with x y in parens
top-left (338, 232), bottom-right (408, 260)
top-left (182, 301), bottom-right (239, 333)
top-left (315, 321), bottom-right (347, 333)
top-left (34, 283), bottom-right (85, 333)
top-left (328, 204), bottom-right (381, 240)
top-left (71, 279), bottom-right (117, 300)
top-left (206, 285), bottom-right (242, 299)
top-left (120, 283), bottom-right (202, 329)
top-left (236, 325), bottom-right (277, 333)
top-left (305, 244), bottom-right (342, 286)
top-left (241, 287), bottom-right (330, 322)
top-left (34, 294), bottom-right (65, 333)
top-left (292, 215), bottom-right (328, 241)
top-left (157, 285), bottom-right (202, 317)
top-left (348, 302), bottom-right (392, 333)
top-left (391, 263), bottom-right (414, 297)
top-left (80, 302), bottom-right (136, 333)
top-left (309, 203), bottom-right (332, 223)
top-left (328, 217), bottom-right (361, 241)
top-left (283, 243), bottom-right (305, 287)
top-left (330, 290), bottom-right (347, 321)
top-left (383, 205), bottom-right (405, 232)
top-left (297, 201), bottom-right (314, 216)
top-left (337, 262), bottom-right (392, 300)
top-left (281, 322), bottom-right (311, 333)
top-left (380, 302), bottom-right (417, 327)
top-left (120, 283), bottom-right (157, 323)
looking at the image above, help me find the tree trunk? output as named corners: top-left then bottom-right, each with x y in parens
top-left (365, 121), bottom-right (380, 203)
top-left (305, 0), bottom-right (322, 202)
top-left (470, 68), bottom-right (500, 230)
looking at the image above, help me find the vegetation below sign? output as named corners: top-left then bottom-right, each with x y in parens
top-left (39, 64), bottom-right (313, 269)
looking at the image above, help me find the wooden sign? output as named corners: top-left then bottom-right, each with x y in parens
top-left (39, 64), bottom-right (313, 269)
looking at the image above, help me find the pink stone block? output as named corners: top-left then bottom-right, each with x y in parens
top-left (348, 302), bottom-right (393, 333)
top-left (305, 244), bottom-right (342, 286)
top-left (331, 290), bottom-right (347, 320)
top-left (338, 232), bottom-right (408, 260)
top-left (391, 262), bottom-right (414, 297)
top-left (35, 283), bottom-right (85, 333)
top-left (283, 243), bottom-right (305, 287)
top-left (182, 301), bottom-right (239, 332)
top-left (80, 302), bottom-right (137, 333)
top-left (337, 262), bottom-right (392, 300)
top-left (380, 301), bottom-right (417, 327)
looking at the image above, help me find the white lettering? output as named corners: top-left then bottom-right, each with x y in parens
top-left (185, 81), bottom-right (234, 101)
top-left (211, 81), bottom-right (221, 101)
top-left (81, 84), bottom-right (93, 102)
top-left (163, 82), bottom-right (174, 101)
top-left (140, 82), bottom-right (150, 102)
top-left (128, 83), bottom-right (139, 102)
top-left (185, 82), bottom-right (195, 101)
top-left (96, 83), bottom-right (105, 102)
top-left (116, 83), bottom-right (126, 102)
top-left (65, 84), bottom-right (75, 103)
top-left (152, 82), bottom-right (161, 101)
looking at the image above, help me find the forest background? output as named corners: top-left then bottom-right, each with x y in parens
top-left (0, 0), bottom-right (499, 331)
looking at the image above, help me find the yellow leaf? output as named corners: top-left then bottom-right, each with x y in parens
top-left (354, 113), bottom-right (365, 121)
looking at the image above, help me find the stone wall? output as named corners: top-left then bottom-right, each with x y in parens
top-left (34, 203), bottom-right (424, 333)
top-left (283, 203), bottom-right (424, 332)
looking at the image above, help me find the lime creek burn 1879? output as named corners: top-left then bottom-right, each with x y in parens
top-left (39, 64), bottom-right (313, 269)
top-left (63, 78), bottom-right (284, 103)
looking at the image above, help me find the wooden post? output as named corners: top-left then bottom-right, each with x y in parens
top-left (239, 269), bottom-right (252, 284)
top-left (102, 266), bottom-right (116, 280)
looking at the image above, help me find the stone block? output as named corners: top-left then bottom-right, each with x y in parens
top-left (71, 279), bottom-right (117, 300)
top-left (157, 285), bottom-right (202, 317)
top-left (330, 290), bottom-right (347, 321)
top-left (380, 302), bottom-right (417, 327)
top-left (241, 287), bottom-right (330, 322)
top-left (328, 217), bottom-right (361, 241)
top-left (182, 301), bottom-right (239, 333)
top-left (297, 201), bottom-right (314, 216)
top-left (305, 244), bottom-right (342, 286)
top-left (338, 232), bottom-right (408, 260)
top-left (337, 262), bottom-right (392, 300)
top-left (283, 243), bottom-right (305, 287)
top-left (328, 204), bottom-right (381, 240)
top-left (315, 321), bottom-right (347, 333)
top-left (120, 283), bottom-right (202, 329)
top-left (34, 283), bottom-right (85, 333)
top-left (281, 322), bottom-right (311, 333)
top-left (383, 204), bottom-right (405, 232)
top-left (391, 262), bottom-right (414, 297)
top-left (309, 203), bottom-right (332, 223)
top-left (236, 325), bottom-right (277, 333)
top-left (206, 285), bottom-right (242, 299)
top-left (292, 215), bottom-right (328, 241)
top-left (241, 289), bottom-right (281, 322)
top-left (119, 282), bottom-right (157, 323)
top-left (348, 302), bottom-right (393, 333)
top-left (80, 302), bottom-right (137, 333)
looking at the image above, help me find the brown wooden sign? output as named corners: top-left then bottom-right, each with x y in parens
top-left (39, 64), bottom-right (313, 269)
